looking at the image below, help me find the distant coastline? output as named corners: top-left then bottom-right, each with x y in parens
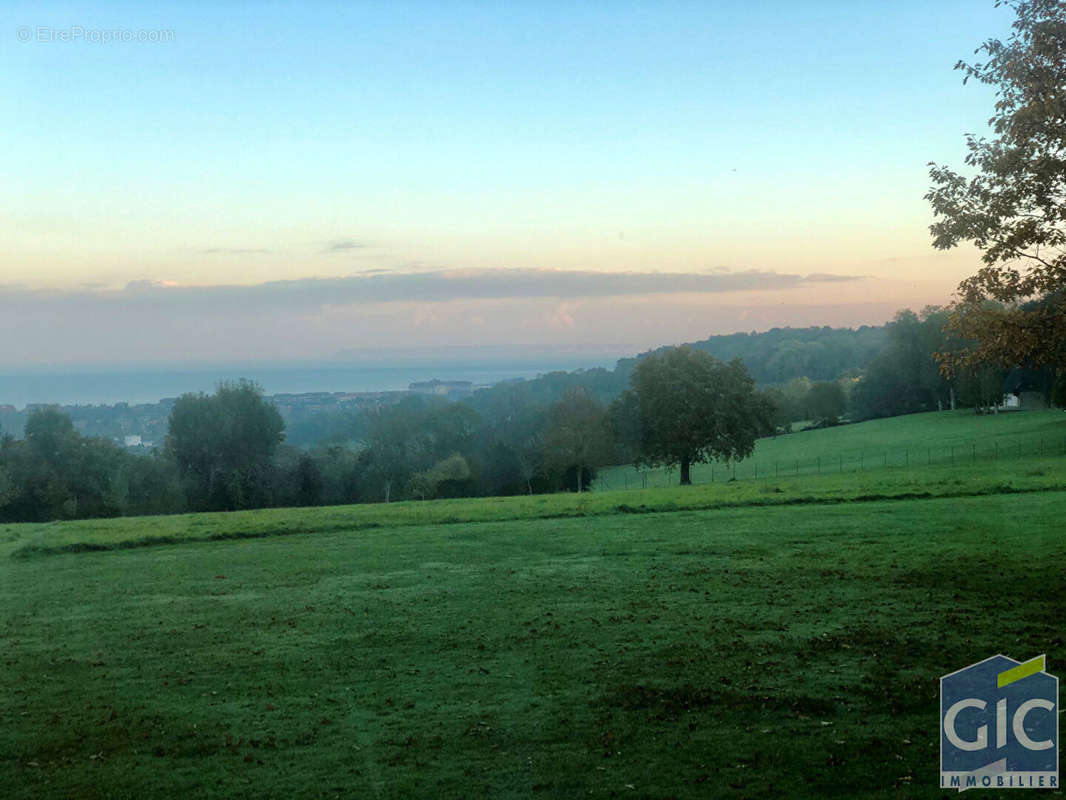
top-left (0, 355), bottom-right (621, 408)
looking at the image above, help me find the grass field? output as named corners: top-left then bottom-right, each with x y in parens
top-left (598, 408), bottom-right (1066, 489)
top-left (2, 413), bottom-right (1065, 798)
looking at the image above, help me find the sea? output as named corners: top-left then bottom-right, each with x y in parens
top-left (0, 355), bottom-right (623, 408)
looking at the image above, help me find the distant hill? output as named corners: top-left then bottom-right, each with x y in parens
top-left (619, 325), bottom-right (887, 385)
top-left (0, 325), bottom-right (891, 449)
top-left (465, 324), bottom-right (889, 426)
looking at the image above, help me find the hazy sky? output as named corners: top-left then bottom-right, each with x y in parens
top-left (3, 1), bottom-right (1013, 367)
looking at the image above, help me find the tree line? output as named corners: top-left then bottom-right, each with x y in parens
top-left (0, 350), bottom-right (776, 522)
top-left (3, 297), bottom-right (1062, 523)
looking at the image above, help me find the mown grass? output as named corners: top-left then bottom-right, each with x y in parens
top-left (1, 490), bottom-right (1065, 798)
top-left (2, 411), bottom-right (1065, 797)
top-left (598, 408), bottom-right (1066, 489)
top-left (3, 451), bottom-right (1065, 558)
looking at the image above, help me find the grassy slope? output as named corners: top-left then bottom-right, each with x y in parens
top-left (598, 408), bottom-right (1066, 489)
top-left (4, 458), bottom-right (1066, 558)
top-left (1, 411), bottom-right (1065, 798)
top-left (2, 492), bottom-right (1065, 798)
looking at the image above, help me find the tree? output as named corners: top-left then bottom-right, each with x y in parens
top-left (849, 309), bottom-right (960, 419)
top-left (926, 0), bottom-right (1066, 372)
top-left (0, 462), bottom-right (14, 511)
top-left (313, 444), bottom-right (364, 506)
top-left (1053, 370), bottom-right (1066, 406)
top-left (358, 397), bottom-right (480, 502)
top-left (542, 388), bottom-right (613, 492)
top-left (757, 387), bottom-right (792, 434)
top-left (806, 381), bottom-right (846, 426)
top-left (477, 435), bottom-right (545, 496)
top-left (165, 380), bottom-right (285, 510)
top-left (24, 407), bottom-right (76, 460)
top-left (780, 377), bottom-right (813, 422)
top-left (607, 389), bottom-right (643, 462)
top-left (0, 407), bottom-right (132, 521)
top-left (407, 453), bottom-right (472, 500)
top-left (629, 346), bottom-right (770, 485)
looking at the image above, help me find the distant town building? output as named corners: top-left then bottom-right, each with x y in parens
top-left (408, 379), bottom-right (473, 399)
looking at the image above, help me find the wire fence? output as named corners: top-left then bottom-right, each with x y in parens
top-left (595, 433), bottom-right (1066, 491)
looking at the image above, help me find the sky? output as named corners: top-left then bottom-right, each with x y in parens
top-left (2, 1), bottom-right (1015, 368)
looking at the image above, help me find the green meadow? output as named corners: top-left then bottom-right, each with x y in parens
top-left (2, 412), bottom-right (1065, 798)
top-left (599, 408), bottom-right (1066, 489)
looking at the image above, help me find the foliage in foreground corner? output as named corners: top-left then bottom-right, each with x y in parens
top-left (927, 0), bottom-right (1066, 373)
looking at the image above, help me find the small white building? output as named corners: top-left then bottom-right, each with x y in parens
top-left (1001, 391), bottom-right (1047, 410)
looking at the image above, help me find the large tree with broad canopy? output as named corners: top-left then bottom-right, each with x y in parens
top-left (627, 346), bottom-right (772, 485)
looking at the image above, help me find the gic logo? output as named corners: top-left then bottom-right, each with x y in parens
top-left (941, 654), bottom-right (1058, 791)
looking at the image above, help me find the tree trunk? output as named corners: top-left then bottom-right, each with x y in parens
top-left (575, 465), bottom-right (582, 493)
top-left (680, 455), bottom-right (692, 486)
top-left (950, 386), bottom-right (956, 410)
